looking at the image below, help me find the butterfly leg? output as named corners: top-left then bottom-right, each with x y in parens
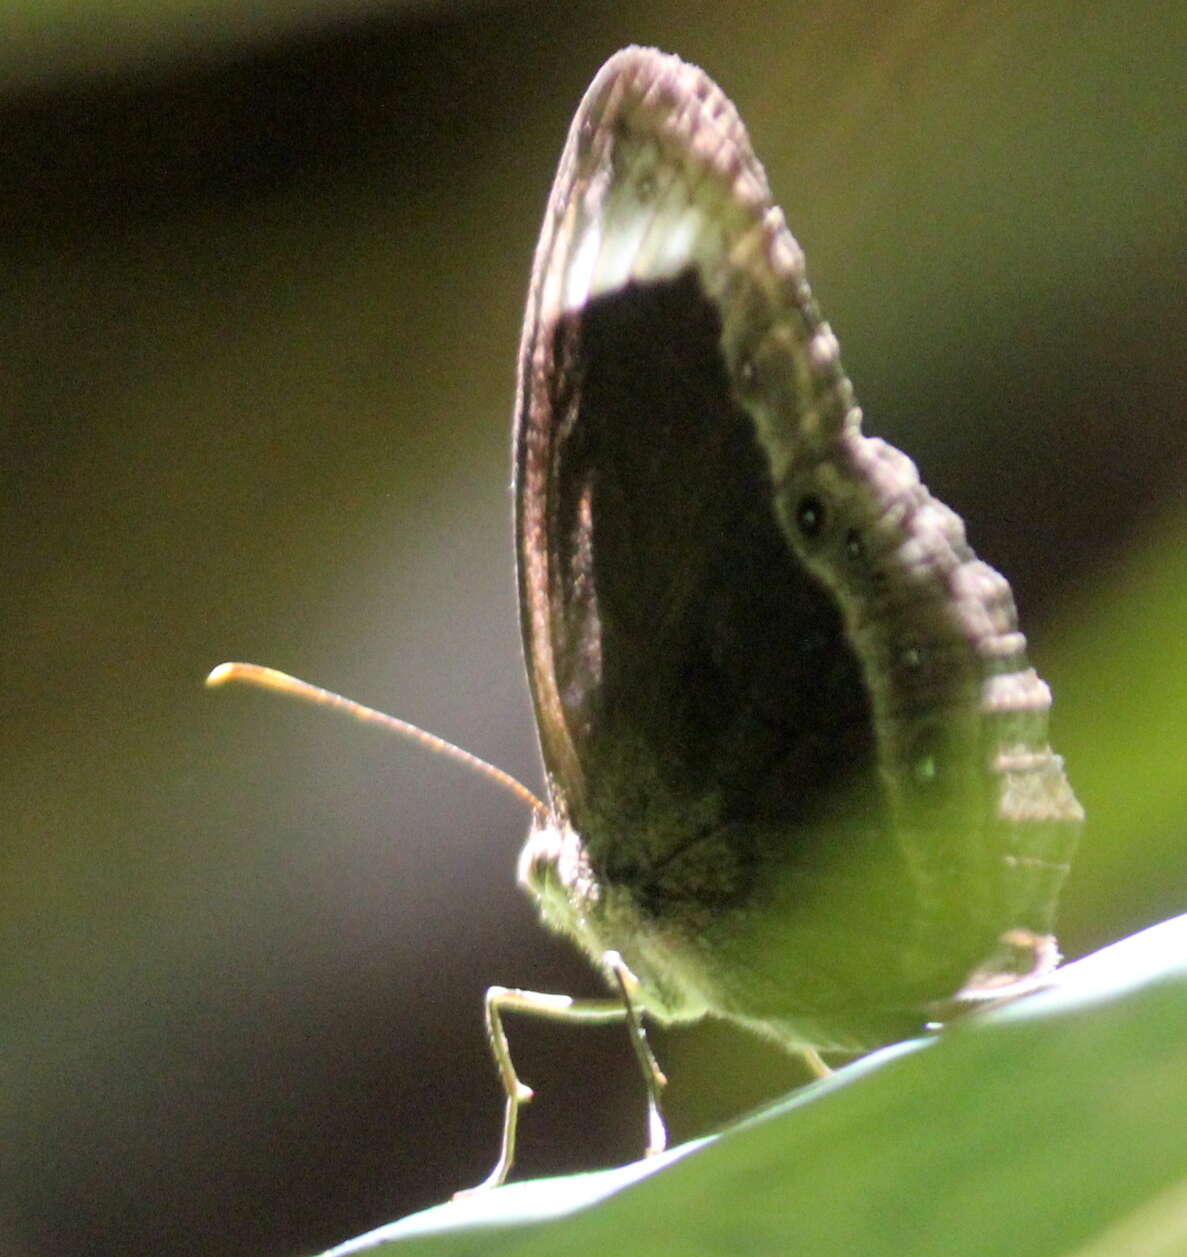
top-left (603, 950), bottom-right (669, 1159)
top-left (457, 965), bottom-right (666, 1195)
top-left (800, 1047), bottom-right (831, 1078)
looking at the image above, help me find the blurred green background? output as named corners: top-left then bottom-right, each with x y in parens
top-left (3, 2), bottom-right (1184, 1255)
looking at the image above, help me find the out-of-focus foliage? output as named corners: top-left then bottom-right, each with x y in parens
top-left (0, 0), bottom-right (451, 91)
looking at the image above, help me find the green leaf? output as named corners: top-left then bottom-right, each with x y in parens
top-left (318, 915), bottom-right (1187, 1256)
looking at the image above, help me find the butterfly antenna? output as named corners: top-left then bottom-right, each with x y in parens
top-left (206, 662), bottom-right (544, 811)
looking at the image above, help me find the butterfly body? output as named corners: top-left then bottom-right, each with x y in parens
top-left (513, 48), bottom-right (1081, 1055)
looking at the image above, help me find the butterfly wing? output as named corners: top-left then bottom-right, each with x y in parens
top-left (513, 48), bottom-right (1081, 1049)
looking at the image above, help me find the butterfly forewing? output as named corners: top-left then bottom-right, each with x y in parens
top-left (512, 47), bottom-right (1081, 1051)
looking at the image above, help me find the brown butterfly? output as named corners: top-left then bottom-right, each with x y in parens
top-left (481, 45), bottom-right (1083, 1187)
top-left (210, 45), bottom-right (1083, 1194)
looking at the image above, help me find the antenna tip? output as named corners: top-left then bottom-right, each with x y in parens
top-left (205, 661), bottom-right (242, 688)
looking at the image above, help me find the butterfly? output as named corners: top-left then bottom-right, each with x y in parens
top-left (208, 44), bottom-right (1083, 1194)
top-left (470, 45), bottom-right (1084, 1188)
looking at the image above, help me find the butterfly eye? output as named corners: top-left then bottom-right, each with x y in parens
top-left (796, 494), bottom-right (826, 539)
top-left (520, 841), bottom-right (558, 896)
